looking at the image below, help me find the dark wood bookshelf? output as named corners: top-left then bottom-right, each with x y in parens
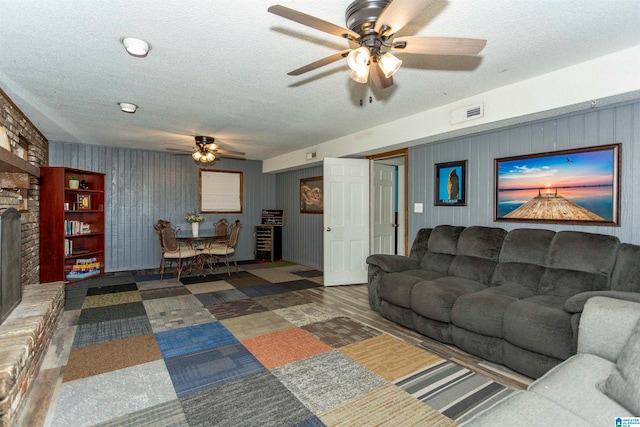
top-left (39, 167), bottom-right (105, 284)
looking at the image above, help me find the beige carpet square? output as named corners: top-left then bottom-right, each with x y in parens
top-left (221, 311), bottom-right (294, 341)
top-left (82, 291), bottom-right (142, 309)
top-left (319, 384), bottom-right (455, 427)
top-left (185, 280), bottom-right (233, 294)
top-left (339, 334), bottom-right (444, 381)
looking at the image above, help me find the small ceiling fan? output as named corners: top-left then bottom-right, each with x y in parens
top-left (167, 136), bottom-right (246, 164)
top-left (268, 0), bottom-right (487, 87)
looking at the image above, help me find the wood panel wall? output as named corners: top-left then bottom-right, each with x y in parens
top-left (276, 166), bottom-right (323, 269)
top-left (409, 100), bottom-right (640, 246)
top-left (50, 142), bottom-right (276, 272)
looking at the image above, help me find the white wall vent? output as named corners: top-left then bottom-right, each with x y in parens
top-left (450, 103), bottom-right (484, 125)
top-left (306, 151), bottom-right (317, 160)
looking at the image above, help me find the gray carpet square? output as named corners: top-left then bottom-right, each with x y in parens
top-left (93, 399), bottom-right (188, 427)
top-left (180, 372), bottom-right (314, 427)
top-left (271, 350), bottom-right (386, 414)
top-left (72, 315), bottom-right (153, 348)
top-left (78, 301), bottom-right (147, 325)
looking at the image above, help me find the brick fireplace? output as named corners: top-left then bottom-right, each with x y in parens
top-left (0, 89), bottom-right (62, 426)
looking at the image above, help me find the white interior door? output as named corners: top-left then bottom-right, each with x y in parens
top-left (323, 157), bottom-right (370, 286)
top-left (372, 163), bottom-right (396, 255)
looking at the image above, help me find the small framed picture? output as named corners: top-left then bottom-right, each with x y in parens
top-left (77, 194), bottom-right (91, 210)
top-left (434, 160), bottom-right (467, 206)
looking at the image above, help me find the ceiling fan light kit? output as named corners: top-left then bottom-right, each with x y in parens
top-left (121, 37), bottom-right (151, 57)
top-left (268, 0), bottom-right (487, 88)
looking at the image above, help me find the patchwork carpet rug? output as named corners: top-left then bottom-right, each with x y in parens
top-left (49, 261), bottom-right (514, 426)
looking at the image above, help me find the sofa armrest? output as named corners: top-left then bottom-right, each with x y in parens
top-left (577, 297), bottom-right (640, 362)
top-left (565, 291), bottom-right (640, 313)
top-left (365, 254), bottom-right (420, 273)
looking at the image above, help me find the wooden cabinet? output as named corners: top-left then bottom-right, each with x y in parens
top-left (255, 209), bottom-right (283, 261)
top-left (255, 226), bottom-right (282, 262)
top-left (39, 167), bottom-right (105, 283)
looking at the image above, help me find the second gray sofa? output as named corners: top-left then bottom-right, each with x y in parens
top-left (366, 225), bottom-right (640, 378)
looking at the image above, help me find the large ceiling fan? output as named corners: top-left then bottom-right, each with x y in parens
top-left (167, 136), bottom-right (246, 164)
top-left (268, 0), bottom-right (487, 87)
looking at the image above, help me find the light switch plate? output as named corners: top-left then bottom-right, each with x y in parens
top-left (414, 203), bottom-right (424, 213)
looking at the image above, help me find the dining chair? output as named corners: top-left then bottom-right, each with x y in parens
top-left (158, 225), bottom-right (199, 281)
top-left (204, 220), bottom-right (242, 276)
top-left (213, 218), bottom-right (229, 238)
top-left (154, 220), bottom-right (175, 272)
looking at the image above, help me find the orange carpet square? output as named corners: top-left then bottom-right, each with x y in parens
top-left (242, 327), bottom-right (331, 369)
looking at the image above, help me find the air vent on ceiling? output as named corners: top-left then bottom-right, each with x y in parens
top-left (450, 103), bottom-right (484, 125)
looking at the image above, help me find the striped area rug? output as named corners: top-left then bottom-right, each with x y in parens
top-left (395, 359), bottom-right (515, 424)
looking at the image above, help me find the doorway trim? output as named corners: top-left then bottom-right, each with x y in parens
top-left (366, 148), bottom-right (409, 256)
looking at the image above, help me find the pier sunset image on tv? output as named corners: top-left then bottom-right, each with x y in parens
top-left (494, 144), bottom-right (620, 225)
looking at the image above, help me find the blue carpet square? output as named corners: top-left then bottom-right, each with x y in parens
top-left (240, 283), bottom-right (290, 298)
top-left (155, 321), bottom-right (237, 359)
top-left (165, 343), bottom-right (266, 398)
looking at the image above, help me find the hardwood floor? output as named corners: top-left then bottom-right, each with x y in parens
top-left (299, 284), bottom-right (533, 391)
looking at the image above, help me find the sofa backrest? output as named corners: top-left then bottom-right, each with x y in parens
top-left (610, 243), bottom-right (640, 292)
top-left (538, 231), bottom-right (620, 297)
top-left (419, 225), bottom-right (464, 274)
top-left (491, 228), bottom-right (555, 290)
top-left (448, 226), bottom-right (507, 285)
top-left (408, 228), bottom-right (433, 261)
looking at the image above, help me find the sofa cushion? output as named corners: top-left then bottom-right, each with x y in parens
top-left (427, 225), bottom-right (464, 255)
top-left (499, 228), bottom-right (555, 265)
top-left (419, 225), bottom-right (465, 273)
top-left (408, 228), bottom-right (433, 261)
top-left (399, 269), bottom-right (446, 281)
top-left (460, 391), bottom-right (592, 427)
top-left (411, 277), bottom-right (487, 323)
top-left (448, 226), bottom-right (506, 285)
top-left (379, 273), bottom-right (423, 308)
top-left (598, 318), bottom-right (640, 415)
top-left (529, 353), bottom-right (633, 425)
top-left (503, 295), bottom-right (574, 360)
top-left (538, 231), bottom-right (619, 297)
top-left (490, 228), bottom-right (554, 290)
top-left (451, 286), bottom-right (535, 337)
top-left (610, 243), bottom-right (640, 292)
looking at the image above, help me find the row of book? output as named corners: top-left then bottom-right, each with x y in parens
top-left (64, 239), bottom-right (91, 256)
top-left (65, 220), bottom-right (91, 236)
top-left (66, 257), bottom-right (101, 280)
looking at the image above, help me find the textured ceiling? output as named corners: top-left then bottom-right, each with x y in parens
top-left (0, 0), bottom-right (639, 160)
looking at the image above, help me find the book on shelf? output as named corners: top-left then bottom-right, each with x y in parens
top-left (76, 257), bottom-right (98, 264)
top-left (66, 268), bottom-right (100, 280)
top-left (64, 220), bottom-right (92, 235)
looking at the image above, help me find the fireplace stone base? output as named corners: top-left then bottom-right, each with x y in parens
top-left (0, 282), bottom-right (64, 427)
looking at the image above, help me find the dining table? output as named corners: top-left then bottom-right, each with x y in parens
top-left (176, 229), bottom-right (228, 275)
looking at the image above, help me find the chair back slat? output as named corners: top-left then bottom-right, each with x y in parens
top-left (215, 218), bottom-right (229, 237)
top-left (160, 226), bottom-right (180, 251)
top-left (227, 221), bottom-right (242, 248)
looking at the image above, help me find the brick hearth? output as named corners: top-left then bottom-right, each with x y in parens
top-left (0, 282), bottom-right (64, 427)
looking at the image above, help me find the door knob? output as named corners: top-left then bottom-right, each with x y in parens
top-left (325, 227), bottom-right (331, 232)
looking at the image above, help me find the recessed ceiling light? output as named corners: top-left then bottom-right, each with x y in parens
top-left (120, 37), bottom-right (150, 57)
top-left (118, 102), bottom-right (138, 113)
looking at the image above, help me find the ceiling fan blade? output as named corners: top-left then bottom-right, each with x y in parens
top-left (215, 148), bottom-right (246, 156)
top-left (166, 147), bottom-right (192, 153)
top-left (217, 155), bottom-right (246, 160)
top-left (392, 36), bottom-right (487, 55)
top-left (370, 63), bottom-right (394, 88)
top-left (288, 49), bottom-right (351, 75)
top-left (268, 5), bottom-right (360, 40)
top-left (374, 0), bottom-right (434, 35)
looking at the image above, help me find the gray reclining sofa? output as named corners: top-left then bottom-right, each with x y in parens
top-left (366, 225), bottom-right (640, 378)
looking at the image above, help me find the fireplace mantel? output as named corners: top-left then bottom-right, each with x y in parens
top-left (0, 148), bottom-right (39, 189)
